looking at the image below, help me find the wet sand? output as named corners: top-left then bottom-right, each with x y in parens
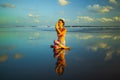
top-left (0, 27), bottom-right (120, 80)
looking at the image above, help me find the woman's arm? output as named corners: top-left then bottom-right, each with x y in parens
top-left (57, 28), bottom-right (66, 37)
top-left (55, 22), bottom-right (67, 37)
top-left (55, 22), bottom-right (61, 34)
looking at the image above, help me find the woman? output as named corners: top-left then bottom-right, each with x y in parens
top-left (53, 19), bottom-right (70, 50)
top-left (55, 19), bottom-right (66, 45)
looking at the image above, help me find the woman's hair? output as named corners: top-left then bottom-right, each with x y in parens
top-left (58, 19), bottom-right (65, 26)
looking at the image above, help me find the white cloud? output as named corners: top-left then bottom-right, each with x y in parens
top-left (58, 0), bottom-right (69, 6)
top-left (28, 13), bottom-right (40, 18)
top-left (34, 19), bottom-right (40, 23)
top-left (77, 16), bottom-right (94, 22)
top-left (98, 16), bottom-right (120, 23)
top-left (88, 4), bottom-right (113, 13)
top-left (0, 3), bottom-right (16, 8)
top-left (100, 6), bottom-right (113, 13)
top-left (75, 15), bottom-right (120, 24)
top-left (98, 18), bottom-right (113, 22)
top-left (113, 16), bottom-right (120, 22)
top-left (27, 13), bottom-right (40, 23)
top-left (109, 0), bottom-right (117, 4)
top-left (88, 4), bottom-right (100, 10)
top-left (16, 20), bottom-right (20, 23)
top-left (28, 13), bottom-right (33, 17)
top-left (61, 11), bottom-right (65, 15)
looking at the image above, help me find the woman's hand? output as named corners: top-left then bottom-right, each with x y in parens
top-left (55, 22), bottom-right (59, 28)
top-left (55, 21), bottom-right (61, 34)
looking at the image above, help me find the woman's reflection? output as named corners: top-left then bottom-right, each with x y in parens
top-left (53, 48), bottom-right (69, 76)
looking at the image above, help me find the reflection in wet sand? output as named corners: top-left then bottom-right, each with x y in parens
top-left (116, 49), bottom-right (120, 56)
top-left (52, 48), bottom-right (68, 76)
top-left (75, 34), bottom-right (93, 40)
top-left (98, 34), bottom-right (112, 39)
top-left (98, 34), bottom-right (120, 40)
top-left (0, 54), bottom-right (8, 62)
top-left (13, 53), bottom-right (23, 59)
top-left (0, 46), bottom-right (23, 62)
top-left (105, 50), bottom-right (114, 61)
top-left (87, 42), bottom-right (111, 52)
top-left (28, 31), bottom-right (40, 40)
top-left (87, 41), bottom-right (120, 61)
top-left (75, 33), bottom-right (120, 40)
top-left (0, 53), bottom-right (23, 63)
top-left (75, 33), bottom-right (120, 61)
top-left (0, 46), bottom-right (16, 51)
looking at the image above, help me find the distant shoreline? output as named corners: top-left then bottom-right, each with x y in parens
top-left (65, 26), bottom-right (120, 27)
top-left (0, 25), bottom-right (120, 28)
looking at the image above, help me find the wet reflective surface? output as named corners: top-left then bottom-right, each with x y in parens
top-left (0, 27), bottom-right (120, 80)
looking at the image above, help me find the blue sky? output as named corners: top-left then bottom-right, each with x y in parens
top-left (0, 0), bottom-right (120, 26)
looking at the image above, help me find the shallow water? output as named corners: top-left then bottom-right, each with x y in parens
top-left (0, 27), bottom-right (120, 80)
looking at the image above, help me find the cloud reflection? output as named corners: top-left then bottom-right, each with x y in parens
top-left (116, 49), bottom-right (120, 55)
top-left (104, 48), bottom-right (120, 61)
top-left (98, 34), bottom-right (120, 40)
top-left (104, 50), bottom-right (114, 61)
top-left (75, 33), bottom-right (120, 61)
top-left (0, 53), bottom-right (23, 63)
top-left (75, 33), bottom-right (120, 40)
top-left (0, 46), bottom-right (16, 51)
top-left (88, 42), bottom-right (111, 52)
top-left (0, 54), bottom-right (8, 62)
top-left (98, 34), bottom-right (112, 39)
top-left (0, 45), bottom-right (23, 62)
top-left (29, 31), bottom-right (40, 40)
top-left (13, 53), bottom-right (23, 59)
top-left (75, 34), bottom-right (93, 40)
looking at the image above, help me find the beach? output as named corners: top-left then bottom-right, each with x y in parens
top-left (0, 27), bottom-right (120, 80)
